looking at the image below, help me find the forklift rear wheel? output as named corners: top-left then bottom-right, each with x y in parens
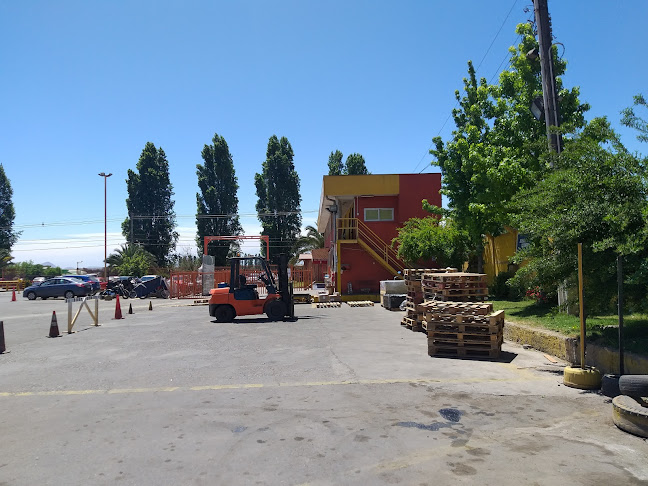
top-left (266, 300), bottom-right (287, 321)
top-left (214, 305), bottom-right (235, 323)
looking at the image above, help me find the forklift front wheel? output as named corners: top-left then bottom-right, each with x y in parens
top-left (266, 300), bottom-right (287, 321)
top-left (214, 305), bottom-right (235, 323)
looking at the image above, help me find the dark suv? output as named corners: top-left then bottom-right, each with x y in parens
top-left (61, 275), bottom-right (101, 294)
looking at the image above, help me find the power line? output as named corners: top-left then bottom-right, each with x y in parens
top-left (412, 0), bottom-right (521, 174)
top-left (8, 210), bottom-right (320, 231)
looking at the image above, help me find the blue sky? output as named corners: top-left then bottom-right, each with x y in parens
top-left (1, 0), bottom-right (646, 269)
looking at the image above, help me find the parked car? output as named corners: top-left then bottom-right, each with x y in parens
top-left (32, 277), bottom-right (46, 286)
top-left (61, 275), bottom-right (101, 294)
top-left (140, 275), bottom-right (158, 282)
top-left (23, 277), bottom-right (93, 300)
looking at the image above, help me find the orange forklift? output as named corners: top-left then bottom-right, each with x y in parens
top-left (208, 253), bottom-right (295, 322)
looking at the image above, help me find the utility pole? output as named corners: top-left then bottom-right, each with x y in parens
top-left (533, 0), bottom-right (562, 155)
top-left (129, 212), bottom-right (134, 245)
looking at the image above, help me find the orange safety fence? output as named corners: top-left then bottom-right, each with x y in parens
top-left (169, 266), bottom-right (313, 299)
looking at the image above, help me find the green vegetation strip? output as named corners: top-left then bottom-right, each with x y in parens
top-left (492, 299), bottom-right (648, 357)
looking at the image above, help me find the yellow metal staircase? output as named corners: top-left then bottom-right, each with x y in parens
top-left (337, 218), bottom-right (406, 277)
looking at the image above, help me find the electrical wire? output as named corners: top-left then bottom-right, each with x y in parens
top-left (412, 0), bottom-right (521, 174)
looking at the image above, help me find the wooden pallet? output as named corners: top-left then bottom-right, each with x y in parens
top-left (404, 268), bottom-right (439, 279)
top-left (419, 301), bottom-right (493, 315)
top-left (421, 272), bottom-right (487, 281)
top-left (429, 338), bottom-right (502, 350)
top-left (426, 322), bottom-right (502, 335)
top-left (424, 310), bottom-right (504, 325)
top-left (429, 331), bottom-right (503, 343)
top-left (423, 293), bottom-right (489, 302)
top-left (311, 302), bottom-right (342, 308)
top-left (406, 293), bottom-right (424, 303)
top-left (403, 316), bottom-right (424, 332)
top-left (428, 345), bottom-right (501, 359)
top-left (347, 301), bottom-right (374, 307)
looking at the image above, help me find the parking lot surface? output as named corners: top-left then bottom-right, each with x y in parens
top-left (0, 296), bottom-right (647, 485)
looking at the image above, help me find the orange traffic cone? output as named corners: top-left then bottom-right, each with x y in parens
top-left (0, 320), bottom-right (6, 353)
top-left (128, 303), bottom-right (133, 314)
top-left (11, 290), bottom-right (16, 301)
top-left (114, 295), bottom-right (124, 320)
top-left (148, 301), bottom-right (153, 311)
top-left (48, 311), bottom-right (61, 338)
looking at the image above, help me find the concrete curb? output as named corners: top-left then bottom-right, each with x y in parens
top-left (504, 320), bottom-right (648, 375)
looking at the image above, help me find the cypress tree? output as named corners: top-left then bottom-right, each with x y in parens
top-left (255, 135), bottom-right (302, 264)
top-left (196, 134), bottom-right (242, 265)
top-left (122, 142), bottom-right (178, 266)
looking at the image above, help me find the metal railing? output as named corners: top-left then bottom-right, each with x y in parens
top-left (336, 218), bottom-right (406, 274)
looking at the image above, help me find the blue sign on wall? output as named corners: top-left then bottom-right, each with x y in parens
top-left (517, 234), bottom-right (530, 251)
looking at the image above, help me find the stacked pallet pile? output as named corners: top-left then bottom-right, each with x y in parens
top-left (421, 301), bottom-right (504, 358)
top-left (400, 268), bottom-right (430, 331)
top-left (421, 272), bottom-right (488, 302)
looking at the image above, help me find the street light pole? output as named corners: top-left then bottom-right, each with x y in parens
top-left (98, 172), bottom-right (113, 281)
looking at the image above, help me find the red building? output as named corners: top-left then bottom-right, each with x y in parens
top-left (317, 173), bottom-right (442, 295)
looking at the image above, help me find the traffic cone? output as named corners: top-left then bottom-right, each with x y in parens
top-left (128, 303), bottom-right (133, 314)
top-left (11, 290), bottom-right (16, 301)
top-left (0, 321), bottom-right (6, 353)
top-left (48, 311), bottom-right (61, 338)
top-left (114, 295), bottom-right (123, 320)
top-left (148, 301), bottom-right (153, 311)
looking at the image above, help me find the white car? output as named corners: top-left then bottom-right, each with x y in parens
top-left (32, 277), bottom-right (46, 286)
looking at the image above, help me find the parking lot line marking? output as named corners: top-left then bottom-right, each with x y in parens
top-left (189, 384), bottom-right (265, 391)
top-left (0, 371), bottom-right (553, 398)
top-left (107, 387), bottom-right (180, 394)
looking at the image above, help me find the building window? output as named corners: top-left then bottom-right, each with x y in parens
top-left (364, 208), bottom-right (394, 221)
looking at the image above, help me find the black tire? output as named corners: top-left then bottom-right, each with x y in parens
top-left (266, 299), bottom-right (287, 321)
top-left (619, 375), bottom-right (648, 399)
top-left (41, 296), bottom-right (48, 300)
top-left (601, 374), bottom-right (621, 398)
top-left (214, 305), bottom-right (235, 323)
top-left (129, 290), bottom-right (137, 299)
top-left (27, 291), bottom-right (37, 301)
top-left (64, 290), bottom-right (75, 300)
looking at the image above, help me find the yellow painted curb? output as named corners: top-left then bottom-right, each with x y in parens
top-left (563, 365), bottom-right (602, 390)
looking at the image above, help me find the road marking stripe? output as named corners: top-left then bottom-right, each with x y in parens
top-left (0, 373), bottom-right (552, 398)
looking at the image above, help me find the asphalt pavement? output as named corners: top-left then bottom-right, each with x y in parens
top-left (0, 294), bottom-right (646, 485)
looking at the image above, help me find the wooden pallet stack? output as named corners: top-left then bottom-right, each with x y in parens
top-left (421, 301), bottom-right (504, 358)
top-left (400, 268), bottom-right (432, 331)
top-left (421, 272), bottom-right (488, 302)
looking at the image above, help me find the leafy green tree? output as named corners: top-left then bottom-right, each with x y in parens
top-left (430, 23), bottom-right (588, 271)
top-left (7, 261), bottom-right (63, 279)
top-left (0, 164), bottom-right (19, 259)
top-left (106, 244), bottom-right (156, 277)
top-left (621, 93), bottom-right (648, 143)
top-left (122, 142), bottom-right (178, 266)
top-left (393, 201), bottom-right (470, 269)
top-left (327, 150), bottom-right (344, 176)
top-left (255, 135), bottom-right (302, 264)
top-left (196, 134), bottom-right (242, 265)
top-left (344, 153), bottom-right (369, 175)
top-left (291, 225), bottom-right (324, 264)
top-left (510, 119), bottom-right (648, 313)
